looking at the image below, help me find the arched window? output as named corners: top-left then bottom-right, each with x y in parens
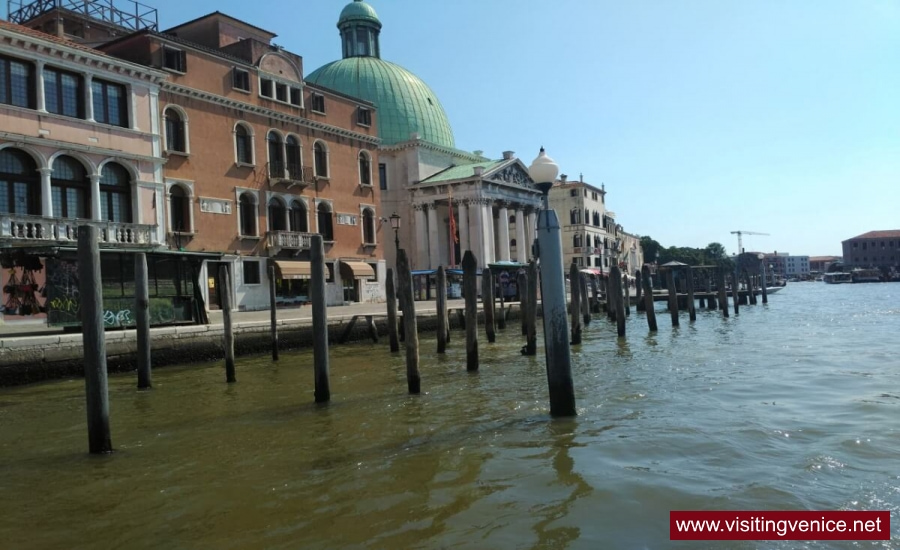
top-left (317, 202), bottom-right (333, 241)
top-left (239, 192), bottom-right (257, 236)
top-left (99, 162), bottom-right (132, 223)
top-left (164, 107), bottom-right (187, 153)
top-left (235, 124), bottom-right (253, 164)
top-left (593, 211), bottom-right (600, 226)
top-left (0, 148), bottom-right (39, 215)
top-left (267, 198), bottom-right (287, 231)
top-left (169, 184), bottom-right (191, 232)
top-left (573, 233), bottom-right (582, 248)
top-left (584, 209), bottom-right (590, 224)
top-left (51, 155), bottom-right (89, 219)
top-left (289, 200), bottom-right (307, 232)
top-left (570, 208), bottom-right (578, 225)
top-left (267, 130), bottom-right (284, 178)
top-left (362, 207), bottom-right (375, 244)
top-left (286, 136), bottom-right (301, 177)
top-left (358, 151), bottom-right (371, 186)
top-left (314, 142), bottom-right (328, 178)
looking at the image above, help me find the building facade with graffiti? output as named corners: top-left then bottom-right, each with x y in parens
top-left (0, 16), bottom-right (206, 327)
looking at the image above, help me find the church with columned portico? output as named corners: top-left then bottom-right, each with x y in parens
top-left (307, 1), bottom-right (543, 272)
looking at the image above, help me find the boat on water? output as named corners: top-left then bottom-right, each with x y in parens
top-left (851, 268), bottom-right (882, 283)
top-left (765, 286), bottom-right (784, 294)
top-left (823, 272), bottom-right (852, 284)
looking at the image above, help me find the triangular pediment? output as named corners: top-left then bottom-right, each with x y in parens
top-left (483, 160), bottom-right (535, 188)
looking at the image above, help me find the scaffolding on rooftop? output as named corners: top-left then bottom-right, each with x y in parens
top-left (7, 0), bottom-right (158, 32)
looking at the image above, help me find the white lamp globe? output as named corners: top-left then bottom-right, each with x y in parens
top-left (528, 147), bottom-right (559, 192)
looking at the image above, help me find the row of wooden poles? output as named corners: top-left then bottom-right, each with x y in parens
top-left (76, 220), bottom-right (765, 454)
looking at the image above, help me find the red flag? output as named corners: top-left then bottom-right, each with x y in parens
top-left (448, 187), bottom-right (458, 265)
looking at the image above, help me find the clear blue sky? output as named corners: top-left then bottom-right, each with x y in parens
top-left (7, 0), bottom-right (898, 256)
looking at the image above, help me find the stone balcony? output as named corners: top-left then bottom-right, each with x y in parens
top-left (267, 231), bottom-right (315, 253)
top-left (0, 214), bottom-right (158, 247)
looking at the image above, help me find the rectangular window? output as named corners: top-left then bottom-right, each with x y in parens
top-left (0, 55), bottom-right (34, 109)
top-left (569, 189), bottom-right (577, 197)
top-left (260, 78), bottom-right (273, 98)
top-left (232, 68), bottom-right (250, 92)
top-left (378, 163), bottom-right (387, 190)
top-left (43, 66), bottom-right (83, 118)
top-left (275, 83), bottom-right (287, 103)
top-left (92, 79), bottom-right (127, 127)
top-left (311, 93), bottom-right (325, 113)
top-left (357, 107), bottom-right (371, 126)
top-left (163, 47), bottom-right (187, 73)
top-left (243, 261), bottom-right (261, 285)
top-left (289, 87), bottom-right (301, 106)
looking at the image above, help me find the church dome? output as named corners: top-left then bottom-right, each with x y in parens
top-left (306, 1), bottom-right (455, 149)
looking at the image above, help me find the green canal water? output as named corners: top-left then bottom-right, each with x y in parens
top-left (1, 284), bottom-right (898, 549)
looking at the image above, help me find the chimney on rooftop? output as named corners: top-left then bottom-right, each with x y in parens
top-left (502, 151), bottom-right (515, 160)
top-left (560, 174), bottom-right (568, 183)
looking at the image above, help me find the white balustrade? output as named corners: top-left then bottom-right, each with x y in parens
top-left (0, 214), bottom-right (157, 247)
top-left (267, 231), bottom-right (314, 250)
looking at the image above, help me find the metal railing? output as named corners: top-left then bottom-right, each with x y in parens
top-left (267, 162), bottom-right (316, 186)
top-left (8, 0), bottom-right (159, 31)
top-left (267, 231), bottom-right (314, 251)
top-left (0, 214), bottom-right (158, 246)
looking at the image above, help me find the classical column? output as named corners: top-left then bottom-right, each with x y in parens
top-left (414, 204), bottom-right (428, 269)
top-left (427, 202), bottom-right (440, 269)
top-left (35, 60), bottom-right (46, 113)
top-left (90, 174), bottom-right (102, 221)
top-left (457, 200), bottom-right (470, 256)
top-left (39, 168), bottom-right (53, 217)
top-left (497, 203), bottom-right (511, 262)
top-left (84, 73), bottom-right (94, 122)
top-left (516, 208), bottom-right (527, 262)
top-left (468, 199), bottom-right (483, 263)
top-left (481, 201), bottom-right (495, 266)
top-left (527, 209), bottom-right (537, 248)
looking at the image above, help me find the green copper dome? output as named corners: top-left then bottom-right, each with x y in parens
top-left (307, 1), bottom-right (455, 148)
top-left (307, 58), bottom-right (455, 148)
top-left (338, 0), bottom-right (381, 27)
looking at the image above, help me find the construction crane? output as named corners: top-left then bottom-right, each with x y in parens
top-left (731, 230), bottom-right (769, 254)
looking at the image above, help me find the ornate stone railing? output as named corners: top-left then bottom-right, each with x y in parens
top-left (0, 214), bottom-right (158, 247)
top-left (267, 231), bottom-right (314, 251)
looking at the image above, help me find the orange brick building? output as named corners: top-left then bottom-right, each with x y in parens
top-left (99, 11), bottom-right (385, 308)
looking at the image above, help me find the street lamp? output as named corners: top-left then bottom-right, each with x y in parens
top-left (528, 147), bottom-right (576, 418)
top-left (389, 212), bottom-right (401, 251)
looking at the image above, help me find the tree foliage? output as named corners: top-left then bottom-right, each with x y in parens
top-left (638, 236), bottom-right (735, 270)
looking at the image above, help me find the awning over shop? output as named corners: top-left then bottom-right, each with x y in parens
top-left (274, 260), bottom-right (312, 280)
top-left (340, 261), bottom-right (376, 280)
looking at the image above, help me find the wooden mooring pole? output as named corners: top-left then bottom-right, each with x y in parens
top-left (497, 272), bottom-right (507, 330)
top-left (518, 270), bottom-right (528, 336)
top-left (666, 268), bottom-right (679, 327)
top-left (462, 251), bottom-right (479, 372)
top-left (397, 249), bottom-right (420, 393)
top-left (79, 225), bottom-right (112, 454)
top-left (686, 266), bottom-right (697, 322)
top-left (310, 235), bottom-right (331, 401)
top-left (761, 263), bottom-right (769, 304)
top-left (590, 276), bottom-right (601, 313)
top-left (436, 266), bottom-right (449, 354)
top-left (386, 268), bottom-right (399, 352)
top-left (580, 273), bottom-right (591, 327)
top-left (623, 272), bottom-right (631, 317)
top-left (717, 267), bottom-right (729, 318)
top-left (641, 264), bottom-right (657, 332)
top-left (219, 264), bottom-right (236, 383)
top-left (135, 252), bottom-right (151, 390)
top-left (269, 266), bottom-right (279, 361)
top-left (635, 269), bottom-right (644, 312)
top-left (731, 270), bottom-right (740, 315)
top-left (525, 261), bottom-right (538, 356)
top-left (610, 265), bottom-right (626, 337)
top-left (482, 267), bottom-right (496, 343)
top-left (569, 262), bottom-right (582, 345)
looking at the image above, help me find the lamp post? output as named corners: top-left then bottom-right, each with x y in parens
top-left (389, 212), bottom-right (401, 251)
top-left (528, 147), bottom-right (576, 418)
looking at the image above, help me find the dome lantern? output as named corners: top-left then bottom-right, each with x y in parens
top-left (339, 0), bottom-right (382, 59)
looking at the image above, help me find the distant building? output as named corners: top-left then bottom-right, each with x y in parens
top-left (784, 256), bottom-right (810, 277)
top-left (841, 230), bottom-right (900, 269)
top-left (761, 252), bottom-right (789, 279)
top-left (809, 256), bottom-right (842, 273)
top-left (547, 175), bottom-right (642, 275)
